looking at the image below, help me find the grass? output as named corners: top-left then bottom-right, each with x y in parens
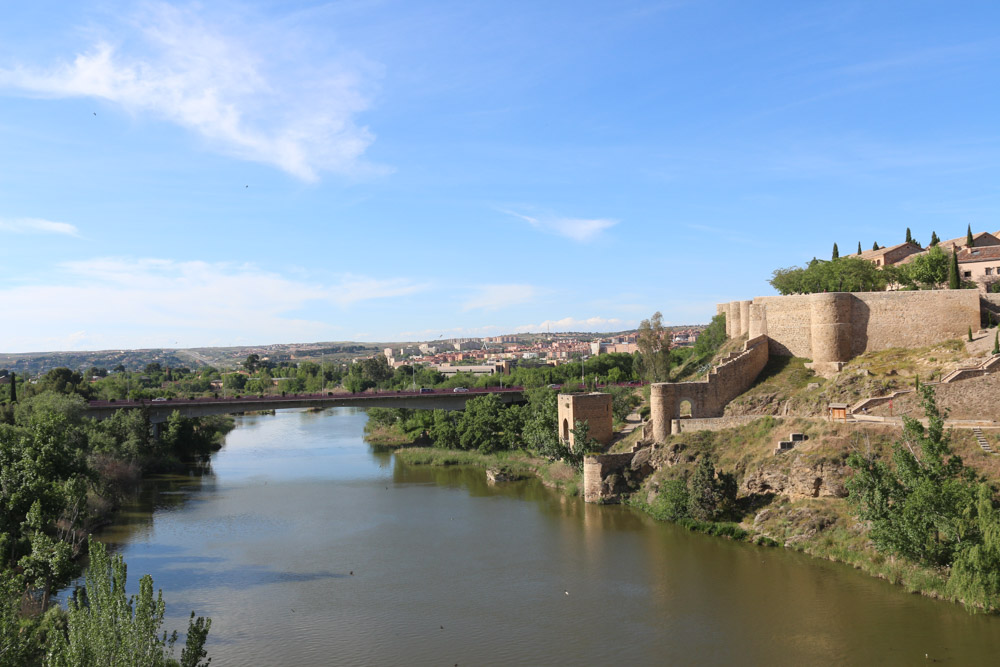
top-left (363, 424), bottom-right (418, 448)
top-left (394, 447), bottom-right (583, 496)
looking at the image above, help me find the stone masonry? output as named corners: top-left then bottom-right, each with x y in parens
top-left (721, 290), bottom-right (982, 374)
top-left (557, 392), bottom-right (613, 450)
top-left (650, 335), bottom-right (770, 441)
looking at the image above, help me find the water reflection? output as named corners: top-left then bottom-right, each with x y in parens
top-left (88, 408), bottom-right (1000, 666)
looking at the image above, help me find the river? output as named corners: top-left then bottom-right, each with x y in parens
top-left (95, 408), bottom-right (1000, 665)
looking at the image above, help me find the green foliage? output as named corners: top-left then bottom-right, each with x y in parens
top-left (967, 224), bottom-right (975, 247)
top-left (847, 387), bottom-right (978, 568)
top-left (521, 388), bottom-right (560, 459)
top-left (693, 313), bottom-right (727, 358)
top-left (949, 247), bottom-right (960, 289)
top-left (832, 242), bottom-right (839, 259)
top-left (930, 231), bottom-right (940, 246)
top-left (428, 410), bottom-right (459, 449)
top-left (873, 241), bottom-right (879, 251)
top-left (687, 453), bottom-right (737, 522)
top-left (906, 227), bottom-right (912, 244)
top-left (857, 241), bottom-right (862, 255)
top-left (769, 257), bottom-right (888, 295)
top-left (458, 394), bottom-right (522, 454)
top-left (893, 245), bottom-right (948, 288)
top-left (650, 478), bottom-right (690, 521)
top-left (45, 538), bottom-right (210, 666)
top-left (636, 312), bottom-right (670, 382)
top-left (601, 385), bottom-right (640, 422)
top-left (566, 419), bottom-right (598, 470)
top-left (969, 326), bottom-right (973, 342)
top-left (993, 331), bottom-right (999, 355)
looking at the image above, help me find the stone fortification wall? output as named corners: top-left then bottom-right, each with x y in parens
top-left (557, 392), bottom-right (613, 450)
top-left (673, 415), bottom-right (781, 433)
top-left (651, 335), bottom-right (769, 440)
top-left (583, 452), bottom-right (636, 503)
top-left (724, 299), bottom-right (752, 337)
top-left (725, 290), bottom-right (982, 364)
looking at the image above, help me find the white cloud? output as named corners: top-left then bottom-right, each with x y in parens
top-left (462, 284), bottom-right (537, 311)
top-left (0, 217), bottom-right (79, 236)
top-left (514, 316), bottom-right (634, 333)
top-left (0, 258), bottom-right (427, 352)
top-left (0, 3), bottom-right (382, 181)
top-left (504, 210), bottom-right (619, 242)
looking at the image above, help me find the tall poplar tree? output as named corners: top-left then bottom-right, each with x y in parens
top-left (832, 243), bottom-right (839, 259)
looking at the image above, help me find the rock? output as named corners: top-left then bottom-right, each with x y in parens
top-left (742, 454), bottom-right (848, 500)
top-left (630, 446), bottom-right (655, 477)
top-left (486, 467), bottom-right (522, 483)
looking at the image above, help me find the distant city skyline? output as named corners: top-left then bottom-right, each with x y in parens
top-left (2, 1), bottom-right (999, 352)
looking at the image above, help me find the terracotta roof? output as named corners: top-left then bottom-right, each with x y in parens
top-left (939, 231), bottom-right (1000, 249)
top-left (856, 241), bottom-right (922, 263)
top-left (958, 246), bottom-right (1000, 263)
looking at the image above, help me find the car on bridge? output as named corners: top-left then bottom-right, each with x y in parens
top-left (419, 388), bottom-right (434, 393)
top-left (453, 387), bottom-right (469, 392)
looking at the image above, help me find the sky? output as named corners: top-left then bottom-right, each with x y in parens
top-left (2, 1), bottom-right (1000, 352)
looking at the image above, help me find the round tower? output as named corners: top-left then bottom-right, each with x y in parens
top-left (810, 293), bottom-right (853, 363)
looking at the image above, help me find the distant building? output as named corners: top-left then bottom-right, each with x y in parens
top-left (857, 241), bottom-right (923, 268)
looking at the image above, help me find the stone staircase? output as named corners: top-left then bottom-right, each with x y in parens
top-left (973, 427), bottom-right (995, 454)
top-left (940, 353), bottom-right (1000, 384)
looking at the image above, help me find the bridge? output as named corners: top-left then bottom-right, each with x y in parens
top-left (85, 386), bottom-right (528, 424)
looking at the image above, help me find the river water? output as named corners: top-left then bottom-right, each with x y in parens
top-left (96, 408), bottom-right (1000, 665)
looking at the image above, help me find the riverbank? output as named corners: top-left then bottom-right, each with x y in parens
top-left (395, 447), bottom-right (581, 495)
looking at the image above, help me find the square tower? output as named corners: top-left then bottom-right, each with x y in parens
top-left (557, 392), bottom-right (613, 450)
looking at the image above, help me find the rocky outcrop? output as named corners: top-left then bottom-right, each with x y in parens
top-left (742, 454), bottom-right (848, 500)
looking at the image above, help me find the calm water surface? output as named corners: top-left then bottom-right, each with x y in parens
top-left (96, 408), bottom-right (1000, 665)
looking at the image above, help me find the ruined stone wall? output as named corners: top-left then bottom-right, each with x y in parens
top-left (651, 335), bottom-right (769, 440)
top-left (725, 290), bottom-right (982, 362)
top-left (557, 392), bottom-right (613, 450)
top-left (583, 453), bottom-right (635, 503)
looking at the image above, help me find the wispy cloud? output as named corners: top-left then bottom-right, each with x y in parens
top-left (0, 258), bottom-right (427, 352)
top-left (462, 284), bottom-right (537, 311)
top-left (514, 316), bottom-right (633, 333)
top-left (504, 210), bottom-right (619, 242)
top-left (0, 3), bottom-right (383, 181)
top-left (0, 217), bottom-right (79, 236)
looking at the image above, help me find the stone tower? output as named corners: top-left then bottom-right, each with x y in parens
top-left (557, 393), bottom-right (613, 450)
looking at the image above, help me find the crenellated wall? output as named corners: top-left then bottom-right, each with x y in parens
top-left (650, 335), bottom-right (769, 440)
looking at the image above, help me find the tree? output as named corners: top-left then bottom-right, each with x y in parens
top-left (521, 388), bottom-right (560, 458)
top-left (930, 231), bottom-right (940, 246)
top-left (636, 312), bottom-right (671, 382)
top-left (769, 257), bottom-right (888, 295)
top-left (9, 370), bottom-right (16, 403)
top-left (243, 353), bottom-right (261, 372)
top-left (653, 478), bottom-right (690, 521)
top-left (687, 453), bottom-right (735, 522)
top-left (832, 243), bottom-right (839, 259)
top-left (873, 241), bottom-right (879, 251)
top-left (967, 224), bottom-right (975, 247)
top-left (906, 227), bottom-right (912, 244)
top-left (898, 245), bottom-right (948, 287)
top-left (846, 386), bottom-right (977, 567)
top-left (45, 538), bottom-right (211, 666)
top-left (993, 331), bottom-right (998, 355)
top-left (969, 326), bottom-right (974, 342)
top-left (857, 242), bottom-right (862, 255)
top-left (949, 247), bottom-right (960, 289)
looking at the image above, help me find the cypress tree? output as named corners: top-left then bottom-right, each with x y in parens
top-left (930, 231), bottom-right (940, 246)
top-left (969, 325), bottom-right (974, 342)
top-left (832, 243), bottom-right (839, 259)
top-left (8, 371), bottom-right (14, 403)
top-left (906, 227), bottom-right (912, 243)
top-left (949, 247), bottom-right (960, 289)
top-left (967, 224), bottom-right (975, 247)
top-left (993, 331), bottom-right (999, 355)
top-left (872, 241), bottom-right (879, 251)
top-left (857, 241), bottom-right (862, 255)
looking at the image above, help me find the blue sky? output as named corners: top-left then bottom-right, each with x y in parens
top-left (2, 1), bottom-right (1000, 352)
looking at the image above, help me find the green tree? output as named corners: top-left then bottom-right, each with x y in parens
top-left (949, 247), bottom-right (960, 289)
top-left (428, 410), bottom-right (459, 449)
top-left (846, 386), bottom-right (977, 567)
top-left (906, 227), bottom-right (912, 244)
top-left (651, 478), bottom-right (690, 521)
top-left (946, 483), bottom-right (1000, 610)
top-left (567, 419), bottom-right (599, 470)
top-left (873, 241), bottom-right (879, 251)
top-left (857, 241), bottom-right (862, 255)
top-left (45, 538), bottom-right (211, 666)
top-left (898, 245), bottom-right (948, 287)
top-left (930, 231), bottom-right (940, 246)
top-left (967, 224), bottom-right (975, 247)
top-left (243, 354), bottom-right (261, 372)
top-left (969, 326), bottom-right (974, 342)
top-left (993, 331), bottom-right (999, 355)
top-left (521, 388), bottom-right (561, 459)
top-left (9, 370), bottom-right (16, 403)
top-left (458, 394), bottom-right (509, 453)
top-left (636, 312), bottom-right (671, 382)
top-left (832, 243), bottom-right (839, 259)
top-left (687, 453), bottom-right (735, 521)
